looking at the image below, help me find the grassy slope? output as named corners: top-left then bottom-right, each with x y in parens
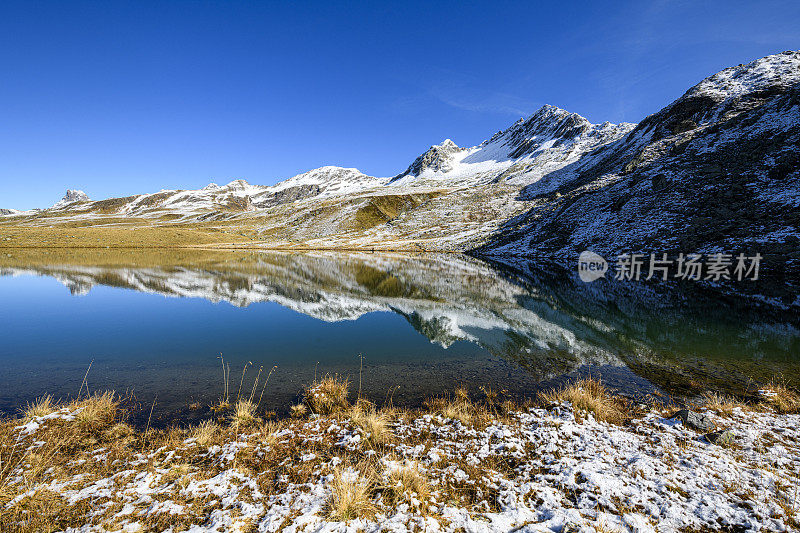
top-left (0, 219), bottom-right (257, 248)
top-left (0, 185), bottom-right (527, 251)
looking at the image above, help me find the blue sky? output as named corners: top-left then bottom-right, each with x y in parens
top-left (1, 1), bottom-right (799, 209)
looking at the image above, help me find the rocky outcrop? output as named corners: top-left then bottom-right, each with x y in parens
top-left (52, 189), bottom-right (90, 209)
top-left (254, 184), bottom-right (322, 208)
top-left (390, 139), bottom-right (466, 181)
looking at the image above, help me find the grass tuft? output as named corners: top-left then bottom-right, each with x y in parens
top-left (192, 420), bottom-right (218, 446)
top-left (290, 403), bottom-right (307, 418)
top-left (350, 402), bottom-right (393, 446)
top-left (761, 380), bottom-right (800, 414)
top-left (22, 395), bottom-right (55, 420)
top-left (104, 422), bottom-right (134, 441)
top-left (539, 377), bottom-right (627, 424)
top-left (701, 391), bottom-right (745, 416)
top-left (231, 399), bottom-right (259, 426)
top-left (326, 465), bottom-right (376, 521)
top-left (304, 375), bottom-right (350, 414)
top-left (383, 461), bottom-right (430, 508)
top-left (73, 391), bottom-right (117, 430)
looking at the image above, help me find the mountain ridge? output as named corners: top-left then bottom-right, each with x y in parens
top-left (2, 50), bottom-right (798, 302)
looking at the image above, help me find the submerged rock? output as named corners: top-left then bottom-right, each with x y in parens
top-left (673, 409), bottom-right (715, 432)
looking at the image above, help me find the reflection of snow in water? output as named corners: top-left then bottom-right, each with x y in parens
top-left (3, 251), bottom-right (799, 393)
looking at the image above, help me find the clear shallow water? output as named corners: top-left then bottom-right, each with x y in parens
top-left (0, 249), bottom-right (797, 425)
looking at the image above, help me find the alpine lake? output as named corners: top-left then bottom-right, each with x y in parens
top-left (1, 248), bottom-right (798, 426)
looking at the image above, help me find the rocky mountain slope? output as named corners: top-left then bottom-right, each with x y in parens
top-left (477, 50), bottom-right (800, 299)
top-left (390, 106), bottom-right (634, 187)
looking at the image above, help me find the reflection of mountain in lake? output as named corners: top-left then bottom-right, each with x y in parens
top-left (2, 250), bottom-right (798, 395)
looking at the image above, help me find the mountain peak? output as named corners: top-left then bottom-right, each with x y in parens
top-left (52, 189), bottom-right (90, 209)
top-left (62, 189), bottom-right (89, 202)
top-left (391, 139), bottom-right (465, 181)
top-left (270, 166), bottom-right (386, 197)
top-left (224, 179), bottom-right (250, 189)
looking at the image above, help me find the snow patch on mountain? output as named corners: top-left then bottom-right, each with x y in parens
top-left (390, 105), bottom-right (634, 188)
top-left (689, 50), bottom-right (800, 102)
top-left (270, 166), bottom-right (389, 196)
top-left (52, 190), bottom-right (90, 209)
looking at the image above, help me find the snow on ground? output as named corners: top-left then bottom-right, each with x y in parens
top-left (3, 401), bottom-right (798, 532)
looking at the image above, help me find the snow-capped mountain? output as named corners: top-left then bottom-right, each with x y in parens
top-left (478, 50), bottom-right (800, 301)
top-left (52, 189), bottom-right (90, 209)
top-left (270, 166), bottom-right (389, 195)
top-left (15, 108), bottom-right (634, 217)
top-left (389, 106), bottom-right (634, 187)
top-left (39, 166), bottom-right (388, 218)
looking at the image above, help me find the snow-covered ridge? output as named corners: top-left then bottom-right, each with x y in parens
top-left (270, 166), bottom-right (389, 194)
top-left (390, 105), bottom-right (635, 187)
top-left (687, 50), bottom-right (800, 102)
top-left (41, 166), bottom-right (390, 217)
top-left (3, 47), bottom-right (798, 264)
top-left (480, 50), bottom-right (800, 297)
top-left (11, 106), bottom-right (636, 216)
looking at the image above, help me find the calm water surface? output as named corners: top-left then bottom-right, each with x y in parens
top-left (1, 249), bottom-right (797, 425)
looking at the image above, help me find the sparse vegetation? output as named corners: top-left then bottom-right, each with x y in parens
top-left (304, 374), bottom-right (350, 414)
top-left (701, 391), bottom-right (746, 416)
top-left (538, 377), bottom-right (628, 424)
top-left (326, 464), bottom-right (377, 521)
top-left (192, 420), bottom-right (217, 446)
top-left (0, 376), bottom-right (798, 531)
top-left (22, 394), bottom-right (55, 420)
top-left (74, 391), bottom-right (117, 429)
top-left (761, 379), bottom-right (800, 414)
top-left (383, 461), bottom-right (431, 508)
top-left (231, 399), bottom-right (258, 426)
top-left (290, 403), bottom-right (308, 418)
top-left (350, 401), bottom-right (393, 446)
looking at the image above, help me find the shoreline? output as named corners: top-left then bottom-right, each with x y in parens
top-left (2, 377), bottom-right (798, 532)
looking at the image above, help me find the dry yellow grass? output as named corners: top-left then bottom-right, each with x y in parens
top-left (1, 377), bottom-right (798, 531)
top-left (350, 403), bottom-right (393, 446)
top-left (192, 420), bottom-right (218, 446)
top-left (73, 391), bottom-right (118, 430)
top-left (231, 399), bottom-right (259, 426)
top-left (538, 377), bottom-right (627, 424)
top-left (22, 395), bottom-right (55, 420)
top-left (440, 399), bottom-right (475, 425)
top-left (290, 403), bottom-right (308, 418)
top-left (304, 375), bottom-right (350, 414)
top-left (104, 422), bottom-right (135, 441)
top-left (762, 380), bottom-right (800, 414)
top-left (701, 391), bottom-right (746, 416)
top-left (326, 464), bottom-right (377, 521)
top-left (383, 462), bottom-right (431, 508)
top-left (422, 389), bottom-right (496, 428)
top-left (0, 220), bottom-right (254, 249)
